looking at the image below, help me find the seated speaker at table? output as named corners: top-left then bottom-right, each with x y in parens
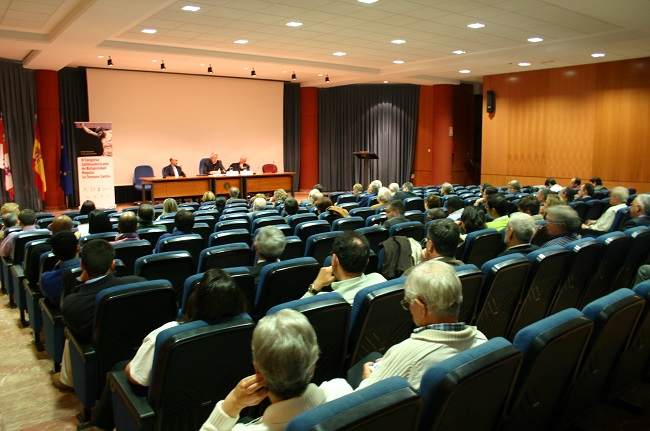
top-left (162, 156), bottom-right (186, 178)
top-left (228, 156), bottom-right (251, 172)
top-left (203, 153), bottom-right (226, 174)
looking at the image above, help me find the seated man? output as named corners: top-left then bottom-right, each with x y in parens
top-left (560, 186), bottom-right (576, 203)
top-left (26, 215), bottom-right (74, 287)
top-left (582, 186), bottom-right (628, 232)
top-left (137, 204), bottom-right (156, 228)
top-left (498, 213), bottom-right (539, 257)
top-left (621, 194), bottom-right (650, 230)
top-left (590, 176), bottom-right (605, 191)
top-left (283, 197), bottom-right (299, 221)
top-left (382, 200), bottom-right (409, 229)
top-left (569, 177), bottom-right (581, 189)
top-left (575, 183), bottom-right (595, 202)
top-left (440, 182), bottom-right (454, 196)
top-left (371, 187), bottom-right (391, 210)
top-left (40, 231), bottom-right (80, 309)
top-left (358, 180), bottom-right (381, 207)
top-left (392, 182), bottom-right (418, 201)
top-left (535, 186), bottom-right (550, 205)
top-left (55, 239), bottom-right (145, 390)
top-left (351, 183), bottom-right (364, 195)
top-left (200, 309), bottom-right (352, 431)
top-left (0, 208), bottom-right (48, 257)
top-left (155, 210), bottom-right (195, 252)
top-left (249, 226), bottom-right (286, 285)
top-left (358, 261), bottom-right (487, 390)
top-left (203, 152), bottom-right (226, 174)
top-left (485, 193), bottom-right (509, 231)
top-left (228, 156), bottom-right (250, 172)
top-left (507, 180), bottom-right (521, 194)
top-left (302, 231), bottom-right (386, 305)
top-left (161, 156), bottom-right (186, 178)
top-left (532, 205), bottom-right (581, 248)
top-left (388, 183), bottom-right (400, 196)
top-left (516, 195), bottom-right (543, 221)
top-left (408, 219), bottom-right (463, 272)
top-left (112, 211), bottom-right (139, 243)
top-left (445, 196), bottom-right (464, 221)
top-left (228, 187), bottom-right (240, 201)
top-left (251, 197), bottom-right (267, 213)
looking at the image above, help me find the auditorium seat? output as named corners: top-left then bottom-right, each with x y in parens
top-left (134, 251), bottom-right (194, 304)
top-left (349, 207), bottom-right (375, 221)
top-left (208, 228), bottom-right (252, 247)
top-left (612, 227), bottom-right (650, 289)
top-left (251, 215), bottom-right (285, 232)
top-left (112, 239), bottom-right (153, 275)
top-left (454, 264), bottom-right (484, 324)
top-left (355, 226), bottom-right (389, 254)
top-left (337, 194), bottom-right (357, 205)
top-left (403, 197), bottom-right (425, 212)
top-left (365, 213), bottom-right (386, 227)
top-left (214, 219), bottom-right (250, 233)
top-left (136, 227), bottom-right (167, 246)
top-left (389, 221), bottom-right (425, 242)
top-left (294, 220), bottom-right (330, 243)
top-left (404, 210), bottom-right (425, 223)
top-left (197, 243), bottom-right (252, 273)
top-left (287, 213), bottom-right (318, 229)
top-left (304, 231), bottom-right (344, 265)
top-left (157, 233), bottom-right (204, 271)
top-left (579, 231), bottom-right (630, 307)
top-left (133, 165), bottom-right (154, 201)
top-left (331, 216), bottom-right (365, 232)
top-left (281, 236), bottom-right (304, 260)
top-left (458, 228), bottom-right (502, 268)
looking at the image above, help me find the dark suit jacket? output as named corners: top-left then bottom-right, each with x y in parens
top-left (358, 193), bottom-right (376, 207)
top-left (62, 273), bottom-right (146, 343)
top-left (392, 191), bottom-right (417, 201)
top-left (620, 216), bottom-right (650, 231)
top-left (162, 164), bottom-right (186, 178)
top-left (26, 239), bottom-right (53, 285)
top-left (248, 260), bottom-right (276, 286)
top-left (383, 214), bottom-right (409, 229)
top-left (203, 159), bottom-right (226, 174)
top-left (228, 162), bottom-right (251, 172)
top-left (498, 243), bottom-right (539, 257)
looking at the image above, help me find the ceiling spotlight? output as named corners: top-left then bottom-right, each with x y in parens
top-left (141, 28), bottom-right (157, 34)
top-left (333, 52), bottom-right (346, 56)
top-left (251, 68), bottom-right (256, 77)
top-left (208, 64), bottom-right (213, 74)
top-left (107, 56), bottom-right (113, 67)
top-left (467, 23), bottom-right (485, 29)
top-left (518, 62), bottom-right (531, 66)
top-left (286, 21), bottom-right (303, 27)
top-left (527, 37), bottom-right (544, 43)
top-left (291, 71), bottom-right (297, 80)
top-left (393, 60), bottom-right (405, 64)
top-left (234, 39), bottom-right (248, 44)
top-left (452, 50), bottom-right (466, 55)
top-left (459, 69), bottom-right (471, 74)
top-left (358, 0), bottom-right (378, 3)
top-left (591, 52), bottom-right (606, 58)
top-left (391, 39), bottom-right (406, 44)
top-left (325, 75), bottom-right (330, 83)
top-left (182, 5), bottom-right (201, 12)
top-left (160, 60), bottom-right (166, 70)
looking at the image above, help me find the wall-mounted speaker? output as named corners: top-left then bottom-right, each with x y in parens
top-left (486, 90), bottom-right (495, 113)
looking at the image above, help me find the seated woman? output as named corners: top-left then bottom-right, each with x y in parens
top-left (200, 309), bottom-right (352, 431)
top-left (457, 206), bottom-right (487, 249)
top-left (156, 197), bottom-right (178, 220)
top-left (83, 269), bottom-right (248, 431)
top-left (199, 191), bottom-right (217, 210)
top-left (76, 209), bottom-right (113, 238)
top-left (271, 188), bottom-right (288, 206)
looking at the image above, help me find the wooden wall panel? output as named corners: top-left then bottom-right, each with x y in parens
top-left (451, 84), bottom-right (475, 185)
top-left (482, 57), bottom-right (650, 193)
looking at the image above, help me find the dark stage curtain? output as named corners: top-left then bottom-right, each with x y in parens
top-left (318, 84), bottom-right (419, 191)
top-left (58, 67), bottom-right (89, 208)
top-left (283, 82), bottom-right (301, 191)
top-left (0, 59), bottom-right (39, 209)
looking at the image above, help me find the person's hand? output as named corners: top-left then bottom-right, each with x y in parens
top-left (221, 374), bottom-right (269, 418)
top-left (311, 266), bottom-right (335, 292)
top-left (362, 358), bottom-right (383, 379)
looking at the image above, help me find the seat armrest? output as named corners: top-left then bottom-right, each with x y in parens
top-left (24, 279), bottom-right (42, 300)
top-left (39, 298), bottom-right (62, 323)
top-left (109, 364), bottom-right (156, 430)
top-left (65, 327), bottom-right (96, 361)
top-left (10, 264), bottom-right (24, 280)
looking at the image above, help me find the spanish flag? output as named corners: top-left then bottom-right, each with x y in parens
top-left (33, 119), bottom-right (47, 200)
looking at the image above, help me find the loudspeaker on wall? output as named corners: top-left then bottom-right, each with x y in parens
top-left (486, 90), bottom-right (495, 113)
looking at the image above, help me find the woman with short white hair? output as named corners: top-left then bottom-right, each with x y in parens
top-left (200, 309), bottom-right (352, 431)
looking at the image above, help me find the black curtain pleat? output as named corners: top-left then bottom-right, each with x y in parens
top-left (0, 58), bottom-right (39, 209)
top-left (58, 67), bottom-right (89, 208)
top-left (318, 84), bottom-right (419, 191)
top-left (283, 82), bottom-right (301, 191)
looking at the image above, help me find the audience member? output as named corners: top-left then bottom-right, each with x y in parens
top-left (507, 180), bottom-right (521, 194)
top-left (388, 183), bottom-right (400, 195)
top-left (517, 195), bottom-right (543, 221)
top-left (425, 208), bottom-right (448, 223)
top-left (26, 215), bottom-right (74, 286)
top-left (112, 211), bottom-right (139, 243)
top-left (392, 182), bottom-right (418, 201)
top-left (485, 193), bottom-right (509, 231)
top-left (79, 200), bottom-right (95, 216)
top-left (302, 231), bottom-right (386, 305)
top-left (155, 210), bottom-right (195, 252)
top-left (412, 219), bottom-right (463, 269)
top-left (474, 185), bottom-right (497, 207)
top-left (499, 213), bottom-right (539, 257)
top-left (545, 178), bottom-right (563, 193)
top-left (357, 261), bottom-right (487, 390)
top-left (85, 269), bottom-right (248, 431)
top-left (0, 212), bottom-right (18, 240)
top-left (440, 182), bottom-right (454, 196)
top-left (203, 153), bottom-right (226, 174)
top-left (157, 198), bottom-right (178, 220)
top-left (313, 184), bottom-right (324, 193)
top-left (458, 206), bottom-right (486, 239)
top-left (199, 309), bottom-right (352, 431)
top-left (87, 210), bottom-right (113, 235)
top-left (634, 265), bottom-right (650, 286)
top-left (590, 176), bottom-right (605, 191)
top-left (532, 205), bottom-right (581, 248)
top-left (582, 186), bottom-right (628, 232)
top-left (358, 180), bottom-right (381, 207)
top-left (372, 187), bottom-right (392, 210)
top-left (575, 183), bottom-right (595, 201)
top-left (560, 186), bottom-right (576, 203)
top-left (228, 187), bottom-right (240, 201)
top-left (620, 194), bottom-right (650, 230)
top-left (352, 183), bottom-right (364, 195)
top-left (382, 200), bottom-right (409, 229)
top-left (252, 197), bottom-right (267, 212)
top-left (249, 226), bottom-right (287, 285)
top-left (283, 197), bottom-right (299, 221)
top-left (39, 231), bottom-right (80, 309)
top-left (315, 197), bottom-right (333, 215)
top-left (569, 177), bottom-right (581, 188)
top-left (55, 240), bottom-right (145, 390)
top-left (445, 196), bottom-right (464, 221)
top-left (201, 191), bottom-right (216, 203)
top-left (1, 202), bottom-right (19, 215)
top-left (137, 204), bottom-right (156, 228)
top-left (540, 194), bottom-right (564, 218)
top-left (0, 209), bottom-right (47, 257)
top-left (536, 186), bottom-right (550, 205)
top-left (271, 189), bottom-right (288, 206)
top-left (162, 156), bottom-right (186, 178)
top-left (214, 197), bottom-right (227, 212)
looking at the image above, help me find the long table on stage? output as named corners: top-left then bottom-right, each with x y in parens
top-left (140, 172), bottom-right (294, 201)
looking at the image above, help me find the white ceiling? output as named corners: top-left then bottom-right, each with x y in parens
top-left (1, 0), bottom-right (649, 88)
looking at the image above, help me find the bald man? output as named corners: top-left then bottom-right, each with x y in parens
top-left (26, 215), bottom-right (74, 286)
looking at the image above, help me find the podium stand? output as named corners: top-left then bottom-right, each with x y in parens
top-left (353, 151), bottom-right (378, 188)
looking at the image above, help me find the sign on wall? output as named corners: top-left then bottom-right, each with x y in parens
top-left (74, 122), bottom-right (115, 208)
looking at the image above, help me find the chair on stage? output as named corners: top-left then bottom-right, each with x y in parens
top-left (198, 157), bottom-right (210, 174)
top-left (133, 165), bottom-right (154, 201)
top-left (262, 163), bottom-right (278, 173)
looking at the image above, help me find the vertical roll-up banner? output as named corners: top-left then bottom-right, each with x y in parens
top-left (74, 122), bottom-right (116, 208)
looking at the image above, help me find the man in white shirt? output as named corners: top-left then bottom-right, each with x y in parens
top-left (162, 156), bottom-right (186, 178)
top-left (582, 186), bottom-right (629, 232)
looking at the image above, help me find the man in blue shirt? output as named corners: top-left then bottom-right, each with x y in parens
top-left (40, 231), bottom-right (80, 309)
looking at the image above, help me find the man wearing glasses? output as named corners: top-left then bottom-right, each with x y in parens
top-left (533, 205), bottom-right (581, 248)
top-left (357, 261), bottom-right (487, 390)
top-left (620, 194), bottom-right (650, 230)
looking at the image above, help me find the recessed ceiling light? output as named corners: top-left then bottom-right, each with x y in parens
top-left (591, 52), bottom-right (606, 58)
top-left (234, 39), bottom-right (248, 44)
top-left (333, 52), bottom-right (346, 56)
top-left (518, 62), bottom-right (531, 66)
top-left (97, 55), bottom-right (104, 59)
top-left (459, 69), bottom-right (471, 74)
top-left (286, 21), bottom-right (303, 27)
top-left (452, 50), bottom-right (466, 55)
top-left (393, 60), bottom-right (405, 64)
top-left (243, 67), bottom-right (249, 70)
top-left (384, 81), bottom-right (389, 83)
top-left (358, 0), bottom-right (378, 3)
top-left (318, 73), bottom-right (323, 77)
top-left (151, 59), bottom-right (157, 62)
top-left (391, 39), bottom-right (406, 44)
top-left (527, 37), bottom-right (544, 43)
top-left (467, 23), bottom-right (485, 29)
top-left (182, 5), bottom-right (201, 12)
top-left (141, 28), bottom-right (157, 34)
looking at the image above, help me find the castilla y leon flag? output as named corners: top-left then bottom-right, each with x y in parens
top-left (0, 113), bottom-right (14, 200)
top-left (33, 118), bottom-right (47, 200)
